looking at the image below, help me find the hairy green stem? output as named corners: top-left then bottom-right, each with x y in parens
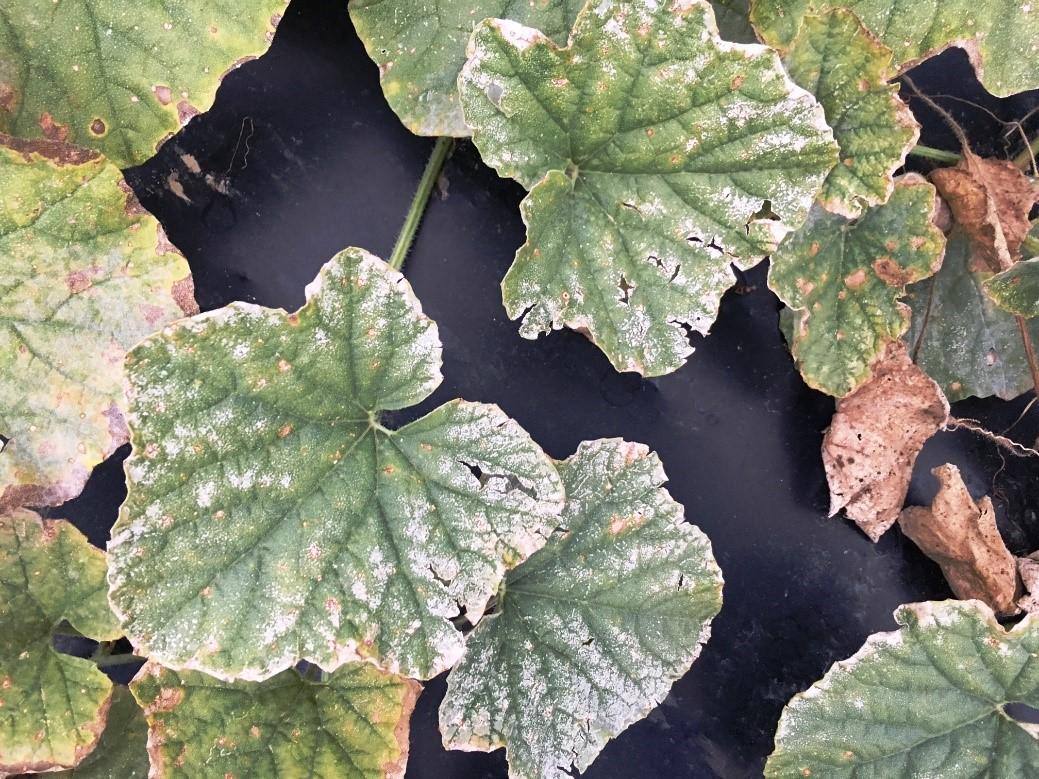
top-left (1014, 135), bottom-right (1039, 172)
top-left (94, 652), bottom-right (145, 668)
top-left (907, 144), bottom-right (961, 164)
top-left (389, 136), bottom-right (453, 271)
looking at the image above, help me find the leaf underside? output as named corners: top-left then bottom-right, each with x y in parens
top-left (349, 0), bottom-right (584, 136)
top-left (108, 248), bottom-right (564, 682)
top-left (0, 509), bottom-right (122, 774)
top-left (782, 10), bottom-right (918, 217)
top-left (0, 140), bottom-right (196, 511)
top-left (131, 661), bottom-right (420, 779)
top-left (767, 600), bottom-right (1039, 777)
top-left (440, 439), bottom-right (723, 779)
top-left (769, 178), bottom-right (945, 397)
top-left (0, 0), bottom-right (286, 167)
top-left (751, 0), bottom-right (1039, 97)
top-left (906, 229), bottom-right (1039, 401)
top-left (460, 0), bottom-right (838, 376)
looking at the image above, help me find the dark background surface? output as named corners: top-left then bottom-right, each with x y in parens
top-left (46, 1), bottom-right (1039, 776)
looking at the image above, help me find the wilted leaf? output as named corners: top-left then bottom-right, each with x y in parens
top-left (0, 509), bottom-right (122, 773)
top-left (906, 229), bottom-right (1039, 400)
top-left (751, 0), bottom-right (1039, 97)
top-left (108, 247), bottom-right (564, 681)
top-left (0, 138), bottom-right (196, 511)
top-left (460, 0), bottom-right (838, 376)
top-left (130, 661), bottom-right (419, 779)
top-left (986, 257), bottom-right (1039, 318)
top-left (769, 177), bottom-right (945, 397)
top-left (1017, 553), bottom-right (1039, 613)
top-left (349, 0), bottom-right (583, 137)
top-left (823, 341), bottom-right (949, 541)
top-left (440, 439), bottom-right (723, 779)
top-left (899, 464), bottom-right (1016, 615)
top-left (766, 600), bottom-right (1039, 777)
top-left (52, 687), bottom-right (149, 779)
top-left (0, 1), bottom-right (286, 167)
top-left (930, 152), bottom-right (1037, 272)
top-left (781, 10), bottom-right (918, 217)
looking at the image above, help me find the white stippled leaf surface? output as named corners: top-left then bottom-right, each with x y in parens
top-left (108, 248), bottom-right (564, 682)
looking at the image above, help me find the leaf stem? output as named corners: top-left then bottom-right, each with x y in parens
top-left (1013, 134), bottom-right (1039, 172)
top-left (907, 144), bottom-right (961, 164)
top-left (389, 136), bottom-right (453, 272)
top-left (93, 652), bottom-right (145, 668)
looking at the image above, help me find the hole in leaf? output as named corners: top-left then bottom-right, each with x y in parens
top-left (751, 199), bottom-right (780, 222)
top-left (617, 276), bottom-right (634, 305)
top-left (1005, 702), bottom-right (1039, 723)
top-left (582, 637), bottom-right (594, 646)
top-left (428, 564), bottom-right (452, 587)
top-left (0, 433), bottom-right (8, 453)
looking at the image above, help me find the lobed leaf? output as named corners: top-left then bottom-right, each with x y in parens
top-left (52, 687), bottom-right (149, 779)
top-left (440, 438), bottom-right (723, 779)
top-left (0, 509), bottom-right (122, 774)
top-left (905, 229), bottom-right (1039, 401)
top-left (460, 0), bottom-right (838, 376)
top-left (781, 10), bottom-right (918, 217)
top-left (769, 177), bottom-right (945, 397)
top-left (0, 0), bottom-right (286, 167)
top-left (108, 247), bottom-right (564, 681)
top-left (349, 0), bottom-right (584, 137)
top-left (0, 138), bottom-right (197, 511)
top-left (751, 0), bottom-right (1039, 97)
top-left (131, 661), bottom-right (419, 778)
top-left (985, 257), bottom-right (1039, 318)
top-left (767, 600), bottom-right (1039, 776)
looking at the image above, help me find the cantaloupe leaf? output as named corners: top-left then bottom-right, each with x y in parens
top-left (440, 439), bottom-right (723, 779)
top-left (0, 509), bottom-right (122, 774)
top-left (52, 687), bottom-right (149, 779)
top-left (459, 0), bottom-right (838, 376)
top-left (985, 257), bottom-right (1039, 318)
top-left (0, 0), bottom-right (286, 167)
top-left (108, 247), bottom-right (565, 682)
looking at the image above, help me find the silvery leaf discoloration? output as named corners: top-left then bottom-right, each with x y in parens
top-left (752, 0), bottom-right (1039, 97)
top-left (349, 0), bottom-right (584, 136)
top-left (0, 0), bottom-right (287, 167)
top-left (0, 141), bottom-right (197, 511)
top-left (0, 509), bottom-right (122, 774)
top-left (440, 439), bottom-right (723, 779)
top-left (767, 600), bottom-right (1039, 776)
top-left (131, 661), bottom-right (419, 778)
top-left (460, 0), bottom-right (838, 376)
top-left (108, 248), bottom-right (564, 682)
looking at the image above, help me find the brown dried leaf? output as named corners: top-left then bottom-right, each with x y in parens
top-left (930, 153), bottom-right (1037, 273)
top-left (899, 464), bottom-right (1017, 615)
top-left (823, 341), bottom-right (949, 541)
top-left (1016, 553), bottom-right (1039, 613)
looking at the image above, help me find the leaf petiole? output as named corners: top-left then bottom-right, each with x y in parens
top-left (907, 144), bottom-right (961, 164)
top-left (389, 136), bottom-right (453, 272)
top-left (93, 652), bottom-right (145, 668)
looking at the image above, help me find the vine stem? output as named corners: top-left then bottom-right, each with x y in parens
top-left (389, 136), bottom-right (454, 272)
top-left (93, 653), bottom-right (145, 668)
top-left (907, 144), bottom-right (961, 164)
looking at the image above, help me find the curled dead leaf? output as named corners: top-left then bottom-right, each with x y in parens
top-left (823, 341), bottom-right (949, 541)
top-left (899, 464), bottom-right (1016, 615)
top-left (930, 152), bottom-right (1037, 272)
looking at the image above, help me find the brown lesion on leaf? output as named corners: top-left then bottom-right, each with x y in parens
top-left (0, 83), bottom-right (16, 113)
top-left (843, 268), bottom-right (867, 289)
top-left (383, 679), bottom-right (422, 779)
top-left (172, 277), bottom-right (199, 316)
top-left (176, 100), bottom-right (200, 126)
top-left (0, 131), bottom-right (99, 166)
top-left (872, 256), bottom-right (916, 287)
top-left (143, 686), bottom-right (185, 717)
top-left (89, 118), bottom-right (107, 136)
top-left (153, 85), bottom-right (173, 105)
top-left (38, 112), bottom-right (69, 142)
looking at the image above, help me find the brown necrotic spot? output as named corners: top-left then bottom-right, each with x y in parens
top-left (872, 257), bottom-right (915, 286)
top-left (38, 112), bottom-right (69, 142)
top-left (89, 118), bottom-right (106, 135)
top-left (153, 85), bottom-right (173, 105)
top-left (844, 268), bottom-right (868, 289)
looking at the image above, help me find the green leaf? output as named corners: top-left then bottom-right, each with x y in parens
top-left (906, 229), bottom-right (1039, 401)
top-left (0, 139), bottom-right (196, 511)
top-left (766, 599), bottom-right (1039, 777)
top-left (0, 509), bottom-right (122, 774)
top-left (0, 1), bottom-right (285, 167)
top-left (130, 660), bottom-right (419, 779)
top-left (769, 177), bottom-right (945, 397)
top-left (750, 0), bottom-right (1039, 97)
top-left (439, 439), bottom-right (723, 779)
top-left (52, 687), bottom-right (149, 779)
top-left (985, 257), bottom-right (1039, 318)
top-left (459, 0), bottom-right (838, 376)
top-left (108, 247), bottom-right (564, 681)
top-left (781, 10), bottom-right (918, 217)
top-left (349, 0), bottom-right (583, 137)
